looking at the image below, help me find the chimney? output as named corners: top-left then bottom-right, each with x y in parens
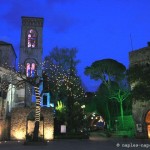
top-left (148, 42), bottom-right (150, 47)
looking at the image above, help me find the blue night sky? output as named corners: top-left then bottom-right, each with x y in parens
top-left (0, 0), bottom-right (150, 91)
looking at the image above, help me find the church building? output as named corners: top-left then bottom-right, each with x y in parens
top-left (0, 16), bottom-right (54, 141)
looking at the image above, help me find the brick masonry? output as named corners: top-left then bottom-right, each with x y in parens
top-left (10, 107), bottom-right (54, 140)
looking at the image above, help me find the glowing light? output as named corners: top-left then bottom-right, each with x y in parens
top-left (31, 63), bottom-right (35, 77)
top-left (44, 127), bottom-right (54, 140)
top-left (26, 63), bottom-right (30, 77)
top-left (0, 125), bottom-right (1, 137)
top-left (13, 131), bottom-right (25, 140)
top-left (98, 116), bottom-right (104, 122)
top-left (28, 121), bottom-right (35, 135)
top-left (81, 105), bottom-right (85, 109)
top-left (92, 113), bottom-right (95, 117)
top-left (146, 111), bottom-right (150, 138)
top-left (27, 29), bottom-right (37, 48)
top-left (148, 125), bottom-right (150, 138)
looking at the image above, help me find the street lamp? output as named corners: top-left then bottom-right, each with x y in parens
top-left (81, 105), bottom-right (85, 115)
top-left (81, 105), bottom-right (85, 109)
top-left (81, 105), bottom-right (88, 134)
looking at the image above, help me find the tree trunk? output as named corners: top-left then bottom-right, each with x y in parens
top-left (33, 86), bottom-right (41, 141)
top-left (120, 101), bottom-right (124, 129)
top-left (33, 121), bottom-right (39, 141)
top-left (67, 95), bottom-right (73, 133)
top-left (106, 103), bottom-right (111, 130)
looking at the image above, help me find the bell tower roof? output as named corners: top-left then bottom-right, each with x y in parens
top-left (21, 16), bottom-right (44, 27)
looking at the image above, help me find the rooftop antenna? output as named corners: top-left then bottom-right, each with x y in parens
top-left (130, 33), bottom-right (134, 51)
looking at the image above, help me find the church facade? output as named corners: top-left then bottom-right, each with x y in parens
top-left (0, 17), bottom-right (54, 141)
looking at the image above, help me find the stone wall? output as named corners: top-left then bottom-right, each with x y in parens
top-left (0, 120), bottom-right (3, 140)
top-left (132, 101), bottom-right (150, 138)
top-left (41, 108), bottom-right (54, 140)
top-left (0, 45), bottom-right (16, 68)
top-left (0, 118), bottom-right (10, 140)
top-left (10, 107), bottom-right (30, 140)
top-left (129, 46), bottom-right (150, 66)
top-left (10, 107), bottom-right (54, 140)
top-left (132, 101), bottom-right (150, 123)
top-left (129, 44), bottom-right (150, 138)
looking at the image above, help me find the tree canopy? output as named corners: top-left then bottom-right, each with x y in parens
top-left (43, 47), bottom-right (85, 102)
top-left (84, 59), bottom-right (126, 88)
top-left (44, 47), bottom-right (80, 72)
top-left (127, 64), bottom-right (150, 101)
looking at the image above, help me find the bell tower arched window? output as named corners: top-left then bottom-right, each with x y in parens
top-left (26, 63), bottom-right (36, 77)
top-left (27, 29), bottom-right (37, 48)
top-left (31, 63), bottom-right (35, 77)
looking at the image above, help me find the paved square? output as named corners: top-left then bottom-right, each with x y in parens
top-left (1, 138), bottom-right (150, 150)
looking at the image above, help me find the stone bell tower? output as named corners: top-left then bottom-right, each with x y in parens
top-left (19, 16), bottom-right (44, 77)
top-left (19, 16), bottom-right (44, 106)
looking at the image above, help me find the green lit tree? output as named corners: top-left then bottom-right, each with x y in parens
top-left (84, 59), bottom-right (126, 129)
top-left (55, 100), bottom-right (66, 122)
top-left (109, 88), bottom-right (130, 128)
top-left (96, 83), bottom-right (114, 126)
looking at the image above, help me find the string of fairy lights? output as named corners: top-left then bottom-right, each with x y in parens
top-left (43, 59), bottom-right (86, 100)
top-left (0, 59), bottom-right (86, 102)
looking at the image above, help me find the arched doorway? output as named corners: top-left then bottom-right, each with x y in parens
top-left (89, 113), bottom-right (105, 131)
top-left (26, 111), bottom-right (44, 139)
top-left (145, 110), bottom-right (150, 138)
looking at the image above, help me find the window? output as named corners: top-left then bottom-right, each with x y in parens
top-left (26, 63), bottom-right (36, 77)
top-left (27, 29), bottom-right (37, 48)
top-left (26, 63), bottom-right (31, 77)
top-left (31, 63), bottom-right (35, 77)
top-left (43, 95), bottom-right (47, 105)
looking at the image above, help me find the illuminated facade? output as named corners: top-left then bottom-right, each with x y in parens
top-left (10, 108), bottom-right (54, 140)
top-left (129, 42), bottom-right (150, 139)
top-left (0, 16), bottom-right (54, 141)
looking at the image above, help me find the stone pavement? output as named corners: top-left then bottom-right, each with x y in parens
top-left (1, 138), bottom-right (150, 150)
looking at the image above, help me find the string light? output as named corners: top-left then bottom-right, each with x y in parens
top-left (0, 57), bottom-right (86, 111)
